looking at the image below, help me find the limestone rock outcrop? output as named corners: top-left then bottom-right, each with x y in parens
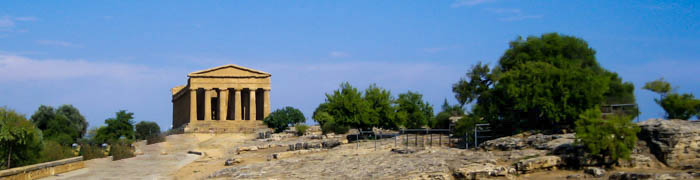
top-left (514, 155), bottom-right (562, 173)
top-left (637, 119), bottom-right (700, 169)
top-left (453, 163), bottom-right (515, 179)
top-left (480, 132), bottom-right (575, 151)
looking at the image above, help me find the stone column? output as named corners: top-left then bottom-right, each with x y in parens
top-left (264, 89), bottom-right (270, 119)
top-left (219, 89), bottom-right (228, 120)
top-left (234, 89), bottom-right (242, 120)
top-left (204, 89), bottom-right (212, 121)
top-left (189, 89), bottom-right (197, 122)
top-left (250, 89), bottom-right (256, 120)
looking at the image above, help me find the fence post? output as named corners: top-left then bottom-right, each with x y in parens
top-left (465, 131), bottom-right (468, 149)
top-left (374, 132), bottom-right (377, 151)
top-left (474, 126), bottom-right (478, 148)
top-left (439, 133), bottom-right (442, 147)
top-left (357, 132), bottom-right (360, 149)
top-left (430, 133), bottom-right (432, 147)
top-left (405, 130), bottom-right (408, 151)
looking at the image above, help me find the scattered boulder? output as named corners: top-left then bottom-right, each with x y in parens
top-left (187, 151), bottom-right (203, 155)
top-left (617, 154), bottom-right (659, 169)
top-left (515, 155), bottom-right (562, 173)
top-left (237, 146), bottom-right (258, 152)
top-left (224, 158), bottom-right (241, 166)
top-left (322, 140), bottom-right (340, 149)
top-left (637, 119), bottom-right (700, 169)
top-left (481, 135), bottom-right (526, 151)
top-left (583, 167), bottom-right (605, 178)
top-left (609, 172), bottom-right (653, 180)
top-left (391, 148), bottom-right (415, 154)
top-left (453, 163), bottom-right (515, 179)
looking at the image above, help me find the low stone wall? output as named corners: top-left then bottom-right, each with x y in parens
top-left (0, 156), bottom-right (84, 180)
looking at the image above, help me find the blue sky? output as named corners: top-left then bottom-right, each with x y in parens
top-left (0, 0), bottom-right (698, 130)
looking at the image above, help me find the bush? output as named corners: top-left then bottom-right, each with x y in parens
top-left (575, 108), bottom-right (639, 167)
top-left (146, 134), bottom-right (166, 145)
top-left (263, 106), bottom-right (306, 133)
top-left (295, 124), bottom-right (309, 136)
top-left (135, 121), bottom-right (161, 140)
top-left (0, 107), bottom-right (43, 169)
top-left (321, 119), bottom-right (349, 134)
top-left (110, 141), bottom-right (135, 161)
top-left (657, 93), bottom-right (700, 120)
top-left (39, 140), bottom-right (75, 163)
top-left (80, 144), bottom-right (107, 160)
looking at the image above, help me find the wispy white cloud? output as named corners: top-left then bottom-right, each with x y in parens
top-left (329, 51), bottom-right (349, 58)
top-left (484, 8), bottom-right (521, 14)
top-left (0, 16), bottom-right (15, 28)
top-left (451, 0), bottom-right (496, 8)
top-left (499, 14), bottom-right (543, 22)
top-left (422, 47), bottom-right (450, 53)
top-left (36, 40), bottom-right (82, 48)
top-left (0, 53), bottom-right (162, 81)
top-left (13, 16), bottom-right (37, 21)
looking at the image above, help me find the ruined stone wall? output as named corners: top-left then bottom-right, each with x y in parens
top-left (0, 156), bottom-right (84, 180)
top-left (184, 120), bottom-right (268, 133)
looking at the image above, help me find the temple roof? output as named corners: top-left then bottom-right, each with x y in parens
top-left (188, 64), bottom-right (271, 78)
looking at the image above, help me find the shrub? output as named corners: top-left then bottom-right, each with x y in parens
top-left (39, 140), bottom-right (75, 163)
top-left (295, 124), bottom-right (309, 136)
top-left (80, 144), bottom-right (107, 160)
top-left (263, 107), bottom-right (306, 133)
top-left (135, 121), bottom-right (160, 140)
top-left (575, 108), bottom-right (639, 167)
top-left (657, 93), bottom-right (700, 120)
top-left (146, 134), bottom-right (166, 145)
top-left (321, 119), bottom-right (349, 134)
top-left (110, 141), bottom-right (135, 161)
top-left (0, 107), bottom-right (43, 169)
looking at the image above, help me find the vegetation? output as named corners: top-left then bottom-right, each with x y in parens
top-left (295, 124), bottom-right (309, 136)
top-left (94, 110), bottom-right (136, 143)
top-left (146, 134), bottom-right (166, 145)
top-left (0, 107), bottom-right (43, 169)
top-left (80, 144), bottom-right (107, 160)
top-left (110, 140), bottom-right (135, 161)
top-left (263, 106), bottom-right (306, 133)
top-left (454, 33), bottom-right (636, 135)
top-left (431, 99), bottom-right (464, 129)
top-left (29, 105), bottom-right (88, 145)
top-left (575, 108), bottom-right (640, 167)
top-left (39, 140), bottom-right (75, 163)
top-left (644, 78), bottom-right (700, 120)
top-left (395, 91), bottom-right (434, 129)
top-left (314, 83), bottom-right (434, 134)
top-left (135, 121), bottom-right (161, 140)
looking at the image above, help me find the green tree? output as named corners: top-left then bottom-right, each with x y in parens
top-left (452, 62), bottom-right (492, 107)
top-left (94, 110), bottom-right (135, 143)
top-left (657, 93), bottom-right (700, 120)
top-left (458, 33), bottom-right (635, 135)
top-left (643, 78), bottom-right (672, 97)
top-left (39, 140), bottom-right (75, 163)
top-left (322, 82), bottom-right (371, 130)
top-left (575, 108), bottom-right (639, 167)
top-left (396, 91), bottom-right (434, 129)
top-left (263, 106), bottom-right (306, 133)
top-left (134, 121), bottom-right (161, 140)
top-left (431, 99), bottom-right (464, 129)
top-left (29, 104), bottom-right (87, 144)
top-left (643, 78), bottom-right (699, 120)
top-left (55, 105), bottom-right (89, 138)
top-left (0, 107), bottom-right (43, 169)
top-left (364, 84), bottom-right (398, 130)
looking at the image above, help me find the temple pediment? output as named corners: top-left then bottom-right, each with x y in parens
top-left (188, 64), bottom-right (271, 78)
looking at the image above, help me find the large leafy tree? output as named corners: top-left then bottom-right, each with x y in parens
top-left (452, 62), bottom-right (492, 108)
top-left (575, 108), bottom-right (639, 167)
top-left (134, 121), bottom-right (161, 140)
top-left (364, 84), bottom-right (398, 130)
top-left (94, 110), bottom-right (135, 143)
top-left (457, 33), bottom-right (636, 135)
top-left (396, 91), bottom-right (434, 129)
top-left (643, 78), bottom-right (700, 120)
top-left (263, 106), bottom-right (306, 133)
top-left (321, 82), bottom-right (371, 130)
top-left (0, 107), bottom-right (43, 169)
top-left (30, 104), bottom-right (88, 144)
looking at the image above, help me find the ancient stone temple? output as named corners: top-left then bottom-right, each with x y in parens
top-left (171, 64), bottom-right (270, 133)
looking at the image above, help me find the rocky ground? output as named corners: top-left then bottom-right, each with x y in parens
top-left (43, 119), bottom-right (699, 179)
